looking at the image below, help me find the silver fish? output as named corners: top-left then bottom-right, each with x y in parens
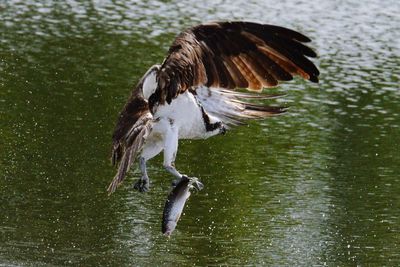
top-left (162, 176), bottom-right (204, 236)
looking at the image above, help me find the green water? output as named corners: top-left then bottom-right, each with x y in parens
top-left (1, 0), bottom-right (399, 266)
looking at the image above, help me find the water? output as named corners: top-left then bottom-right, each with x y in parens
top-left (1, 0), bottom-right (399, 266)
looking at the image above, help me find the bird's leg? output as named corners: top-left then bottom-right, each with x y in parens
top-left (132, 138), bottom-right (164, 193)
top-left (163, 126), bottom-right (190, 186)
top-left (133, 157), bottom-right (150, 192)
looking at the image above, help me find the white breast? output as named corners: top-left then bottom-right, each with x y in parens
top-left (153, 92), bottom-right (207, 139)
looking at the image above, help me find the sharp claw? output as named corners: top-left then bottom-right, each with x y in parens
top-left (193, 180), bottom-right (204, 191)
top-left (133, 177), bottom-right (149, 193)
top-left (172, 176), bottom-right (204, 191)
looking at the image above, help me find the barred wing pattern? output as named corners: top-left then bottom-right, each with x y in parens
top-left (153, 21), bottom-right (319, 106)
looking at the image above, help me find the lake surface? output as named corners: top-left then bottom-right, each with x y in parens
top-left (1, 0), bottom-right (399, 266)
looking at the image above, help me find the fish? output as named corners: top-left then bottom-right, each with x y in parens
top-left (162, 176), bottom-right (204, 236)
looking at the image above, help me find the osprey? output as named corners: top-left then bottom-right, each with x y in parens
top-left (108, 21), bottom-right (319, 194)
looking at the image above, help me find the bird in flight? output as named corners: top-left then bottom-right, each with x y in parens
top-left (108, 21), bottom-right (319, 194)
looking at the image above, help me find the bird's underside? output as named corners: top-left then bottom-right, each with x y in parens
top-left (107, 21), bottom-right (319, 194)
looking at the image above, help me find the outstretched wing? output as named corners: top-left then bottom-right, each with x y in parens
top-left (153, 21), bottom-right (319, 106)
top-left (108, 90), bottom-right (153, 194)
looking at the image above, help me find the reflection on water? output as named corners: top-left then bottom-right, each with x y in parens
top-left (1, 0), bottom-right (399, 266)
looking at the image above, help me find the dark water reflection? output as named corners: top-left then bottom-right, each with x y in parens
top-left (1, 0), bottom-right (399, 266)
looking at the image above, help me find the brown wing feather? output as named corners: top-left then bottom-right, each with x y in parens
top-left (222, 56), bottom-right (249, 88)
top-left (232, 55), bottom-right (262, 90)
top-left (154, 21), bottom-right (319, 105)
top-left (109, 85), bottom-right (153, 194)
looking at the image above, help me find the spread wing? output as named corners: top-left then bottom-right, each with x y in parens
top-left (153, 21), bottom-right (319, 106)
top-left (109, 21), bottom-right (320, 194)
